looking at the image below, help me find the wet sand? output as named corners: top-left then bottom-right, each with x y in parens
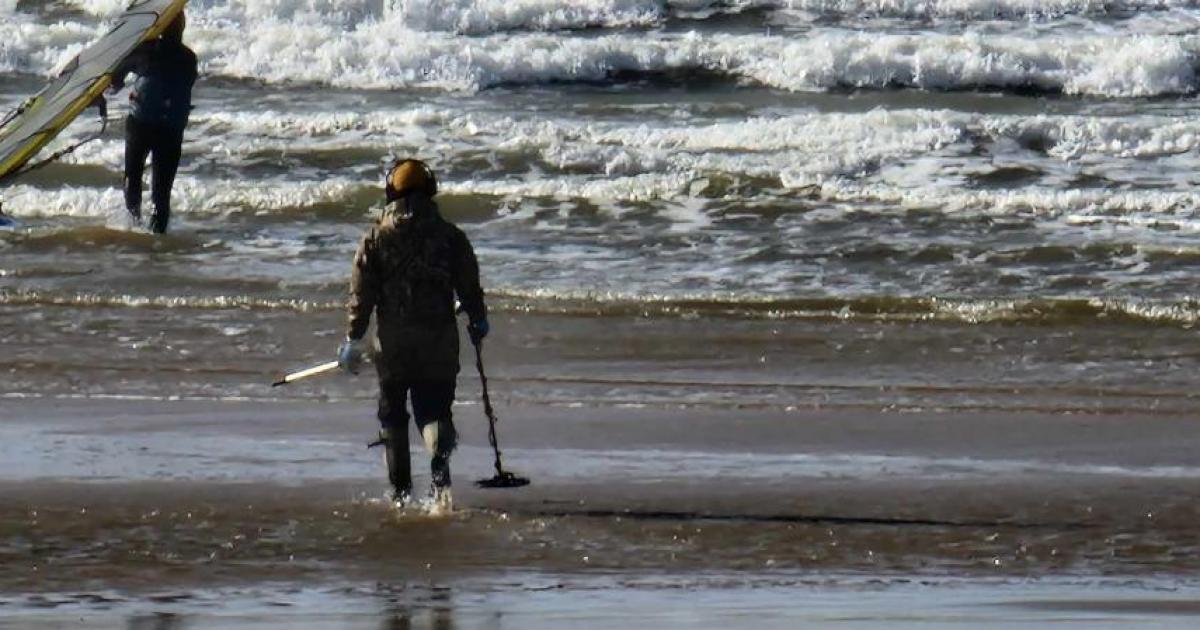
top-left (9, 578), bottom-right (1200, 629)
top-left (3, 294), bottom-right (1199, 627)
top-left (4, 397), bottom-right (1200, 626)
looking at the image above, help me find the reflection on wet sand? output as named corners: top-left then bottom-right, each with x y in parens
top-left (12, 577), bottom-right (1200, 628)
top-left (128, 613), bottom-right (185, 630)
top-left (3, 473), bottom-right (1200, 596)
top-left (379, 605), bottom-right (455, 630)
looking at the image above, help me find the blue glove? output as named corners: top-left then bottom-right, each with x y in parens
top-left (468, 318), bottom-right (489, 345)
top-left (337, 337), bottom-right (366, 374)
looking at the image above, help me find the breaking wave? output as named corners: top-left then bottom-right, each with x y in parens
top-left (4, 180), bottom-right (1200, 228)
top-left (190, 29), bottom-right (1200, 96)
top-left (2, 3), bottom-right (1196, 96)
top-left (181, 107), bottom-right (1200, 167)
top-left (735, 0), bottom-right (1200, 21)
top-left (37, 106), bottom-right (1200, 179)
top-left (9, 104), bottom-right (1200, 226)
top-left (61, 0), bottom-right (1200, 27)
top-left (388, 0), bottom-right (666, 34)
top-left (0, 179), bottom-right (368, 218)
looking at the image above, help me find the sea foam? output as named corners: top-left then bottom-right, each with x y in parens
top-left (36, 105), bottom-right (1200, 214)
top-left (5, 5), bottom-right (1197, 97)
top-left (177, 26), bottom-right (1200, 96)
top-left (183, 107), bottom-right (1200, 162)
top-left (763, 0), bottom-right (1200, 20)
top-left (388, 0), bottom-right (665, 34)
top-left (0, 178), bottom-right (364, 218)
top-left (62, 0), bottom-right (1200, 23)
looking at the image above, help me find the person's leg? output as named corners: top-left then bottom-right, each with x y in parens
top-left (148, 125), bottom-right (184, 234)
top-left (412, 381), bottom-right (457, 493)
top-left (123, 117), bottom-right (152, 220)
top-left (377, 379), bottom-right (413, 501)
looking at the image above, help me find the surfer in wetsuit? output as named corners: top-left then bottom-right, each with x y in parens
top-left (337, 159), bottom-right (489, 509)
top-left (110, 12), bottom-right (197, 234)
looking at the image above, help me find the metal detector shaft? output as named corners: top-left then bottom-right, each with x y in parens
top-left (473, 340), bottom-right (530, 488)
top-left (474, 341), bottom-right (504, 476)
top-left (272, 361), bottom-right (339, 387)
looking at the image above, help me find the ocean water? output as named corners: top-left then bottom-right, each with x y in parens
top-left (3, 5), bottom-right (1200, 622)
top-left (2, 0), bottom-right (1198, 412)
top-left (1, 0), bottom-right (1199, 420)
top-left (2, 0), bottom-right (1199, 307)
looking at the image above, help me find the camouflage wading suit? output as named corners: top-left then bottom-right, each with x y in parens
top-left (347, 193), bottom-right (487, 499)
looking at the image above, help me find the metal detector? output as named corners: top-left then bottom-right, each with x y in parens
top-left (473, 340), bottom-right (530, 489)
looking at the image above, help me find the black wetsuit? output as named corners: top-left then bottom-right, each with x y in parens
top-left (113, 38), bottom-right (198, 234)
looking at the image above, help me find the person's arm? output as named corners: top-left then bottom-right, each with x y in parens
top-left (452, 229), bottom-right (488, 338)
top-left (347, 232), bottom-right (379, 340)
top-left (338, 233), bottom-right (378, 373)
top-left (109, 41), bottom-right (153, 92)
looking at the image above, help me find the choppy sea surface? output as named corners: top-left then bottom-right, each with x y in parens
top-left (2, 0), bottom-right (1199, 413)
top-left (3, 0), bottom-right (1199, 316)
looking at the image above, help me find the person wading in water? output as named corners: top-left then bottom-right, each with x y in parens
top-left (110, 12), bottom-right (197, 234)
top-left (338, 159), bottom-right (489, 510)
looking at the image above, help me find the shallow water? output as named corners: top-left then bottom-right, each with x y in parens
top-left (4, 398), bottom-right (1200, 599)
top-left (3, 1), bottom-right (1200, 626)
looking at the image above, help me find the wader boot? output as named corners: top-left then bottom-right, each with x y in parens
top-left (421, 419), bottom-right (457, 510)
top-left (379, 427), bottom-right (412, 506)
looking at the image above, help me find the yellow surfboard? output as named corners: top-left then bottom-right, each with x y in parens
top-left (0, 0), bottom-right (189, 184)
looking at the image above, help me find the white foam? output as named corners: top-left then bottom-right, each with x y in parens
top-left (744, 31), bottom-right (1197, 97)
top-left (5, 3), bottom-right (1199, 97)
top-left (27, 104), bottom-right (1200, 221)
top-left (0, 18), bottom-right (101, 76)
top-left (765, 0), bottom-right (1200, 20)
top-left (7, 170), bottom-right (1197, 226)
top-left (64, 0), bottom-right (379, 21)
top-left (140, 106), bottom-right (1186, 169)
top-left (461, 107), bottom-right (1200, 184)
top-left (806, 182), bottom-right (1200, 220)
top-left (451, 172), bottom-right (696, 201)
top-left (104, 205), bottom-right (145, 231)
top-left (62, 0), bottom-right (129, 16)
top-left (980, 114), bottom-right (1200, 159)
top-left (389, 0), bottom-right (665, 34)
top-left (183, 107), bottom-right (1200, 162)
top-left (586, 109), bottom-right (966, 181)
top-left (195, 26), bottom-right (1199, 96)
top-left (195, 107), bottom-right (452, 137)
top-left (62, 108), bottom-right (958, 185)
top-left (0, 178), bottom-right (365, 218)
top-left (60, 0), bottom-right (1200, 24)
